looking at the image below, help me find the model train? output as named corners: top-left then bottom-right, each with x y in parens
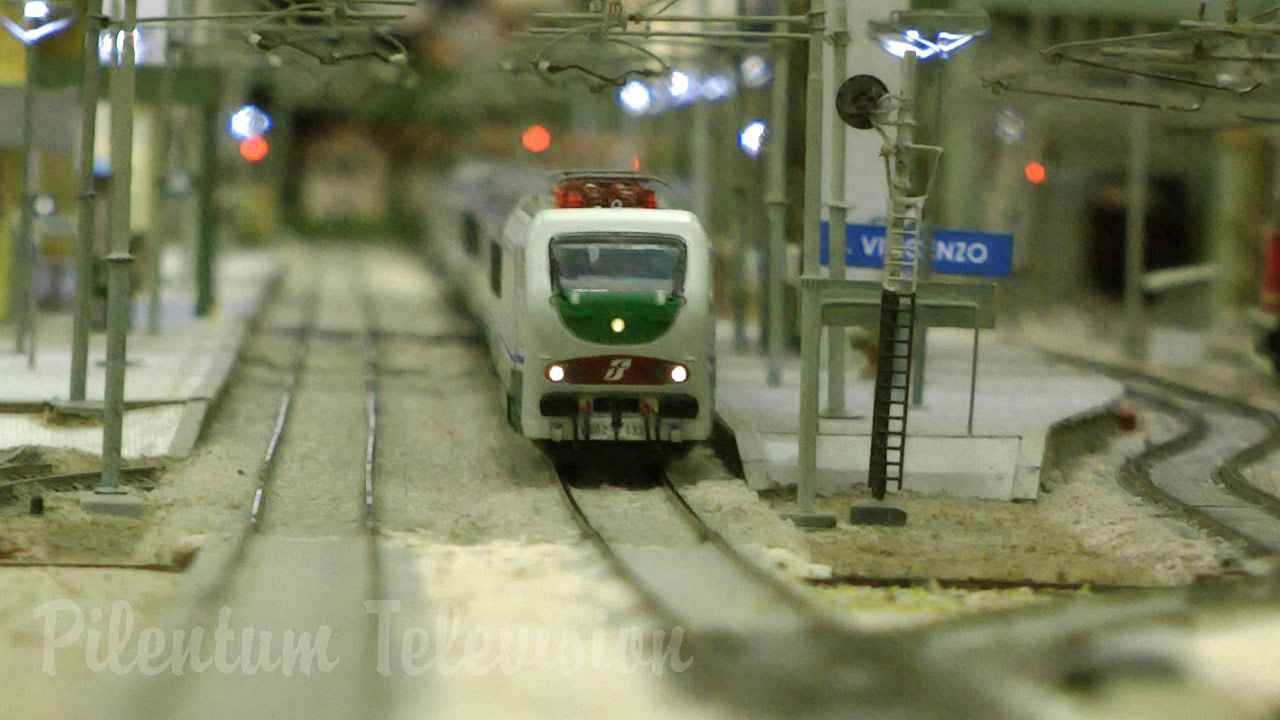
top-left (431, 168), bottom-right (715, 446)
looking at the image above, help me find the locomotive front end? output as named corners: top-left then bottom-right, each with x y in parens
top-left (523, 205), bottom-right (714, 445)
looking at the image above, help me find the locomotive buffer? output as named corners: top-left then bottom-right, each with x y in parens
top-left (837, 53), bottom-right (943, 526)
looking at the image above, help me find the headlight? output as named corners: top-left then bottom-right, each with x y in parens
top-left (670, 364), bottom-right (688, 383)
top-left (547, 364), bottom-right (566, 382)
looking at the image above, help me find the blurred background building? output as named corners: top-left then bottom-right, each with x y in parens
top-left (0, 0), bottom-right (1275, 355)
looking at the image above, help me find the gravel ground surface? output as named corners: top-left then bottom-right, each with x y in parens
top-left (0, 447), bottom-right (162, 562)
top-left (773, 408), bottom-right (1232, 588)
top-left (1018, 302), bottom-right (1280, 507)
top-left (129, 250), bottom-right (312, 561)
top-left (812, 584), bottom-right (1069, 631)
top-left (670, 446), bottom-right (813, 562)
top-left (382, 532), bottom-right (735, 720)
top-left (0, 567), bottom-right (177, 720)
top-left (365, 246), bottom-right (579, 545)
top-left (574, 483), bottom-right (702, 547)
top-left (1244, 461), bottom-right (1280, 498)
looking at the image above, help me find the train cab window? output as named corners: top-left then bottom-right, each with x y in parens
top-left (549, 233), bottom-right (685, 297)
top-left (489, 240), bottom-right (502, 297)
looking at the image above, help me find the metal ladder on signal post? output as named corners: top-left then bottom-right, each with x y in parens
top-left (866, 49), bottom-right (942, 501)
top-left (868, 194), bottom-right (924, 499)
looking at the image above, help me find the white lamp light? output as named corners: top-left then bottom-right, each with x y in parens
top-left (1, 0), bottom-right (73, 45)
top-left (23, 0), bottom-right (48, 20)
top-left (618, 79), bottom-right (652, 115)
top-left (868, 10), bottom-right (988, 62)
top-left (738, 120), bottom-right (766, 157)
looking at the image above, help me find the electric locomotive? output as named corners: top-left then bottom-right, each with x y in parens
top-left (436, 170), bottom-right (714, 446)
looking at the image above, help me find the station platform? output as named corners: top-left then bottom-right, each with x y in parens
top-left (714, 326), bottom-right (1124, 501)
top-left (0, 249), bottom-right (281, 458)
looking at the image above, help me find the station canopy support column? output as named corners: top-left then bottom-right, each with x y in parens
top-left (786, 0), bottom-right (837, 529)
top-left (824, 0), bottom-right (850, 416)
top-left (71, 0), bottom-right (104, 402)
top-left (91, 0), bottom-right (141, 512)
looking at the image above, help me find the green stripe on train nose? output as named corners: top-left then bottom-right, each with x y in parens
top-left (553, 291), bottom-right (681, 344)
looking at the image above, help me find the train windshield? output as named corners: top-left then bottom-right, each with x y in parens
top-left (550, 233), bottom-right (686, 295)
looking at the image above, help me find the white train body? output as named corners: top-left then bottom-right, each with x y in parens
top-left (432, 181), bottom-right (714, 444)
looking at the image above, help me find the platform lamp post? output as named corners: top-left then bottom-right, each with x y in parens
top-left (92, 0), bottom-right (138, 505)
top-left (866, 12), bottom-right (987, 410)
top-left (763, 31), bottom-right (791, 387)
top-left (788, 0), bottom-right (838, 528)
top-left (146, 44), bottom-right (175, 335)
top-left (729, 51), bottom-right (750, 353)
top-left (2, 0), bottom-right (75, 368)
top-left (822, 0), bottom-right (849, 416)
top-left (69, 0), bottom-right (102, 401)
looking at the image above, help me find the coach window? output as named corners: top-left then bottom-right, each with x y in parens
top-left (489, 241), bottom-right (502, 296)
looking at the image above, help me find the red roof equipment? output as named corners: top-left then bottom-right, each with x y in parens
top-left (552, 172), bottom-right (662, 209)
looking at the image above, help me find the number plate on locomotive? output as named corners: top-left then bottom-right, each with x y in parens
top-left (586, 414), bottom-right (648, 441)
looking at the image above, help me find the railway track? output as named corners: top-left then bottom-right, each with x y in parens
top-left (549, 450), bottom-right (1022, 720)
top-left (256, 325), bottom-right (481, 346)
top-left (1052, 355), bottom-right (1280, 556)
top-left (0, 261), bottom-right (383, 576)
top-left (808, 573), bottom-right (1153, 594)
top-left (0, 460), bottom-right (51, 479)
top-left (245, 279), bottom-right (320, 532)
top-left (0, 464), bottom-right (158, 496)
top-left (552, 450), bottom-right (831, 632)
top-left (356, 271), bottom-right (379, 531)
top-left (132, 258), bottom-right (393, 719)
top-left (246, 263), bottom-right (382, 536)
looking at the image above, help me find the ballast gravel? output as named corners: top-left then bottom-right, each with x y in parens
top-left (382, 533), bottom-right (737, 720)
top-left (781, 408), bottom-right (1233, 589)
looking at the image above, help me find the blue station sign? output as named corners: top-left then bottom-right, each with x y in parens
top-left (819, 222), bottom-right (1014, 278)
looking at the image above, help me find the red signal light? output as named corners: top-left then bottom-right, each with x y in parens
top-left (239, 135), bottom-right (268, 163)
top-left (1024, 161), bottom-right (1046, 185)
top-left (522, 125), bottom-right (551, 153)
